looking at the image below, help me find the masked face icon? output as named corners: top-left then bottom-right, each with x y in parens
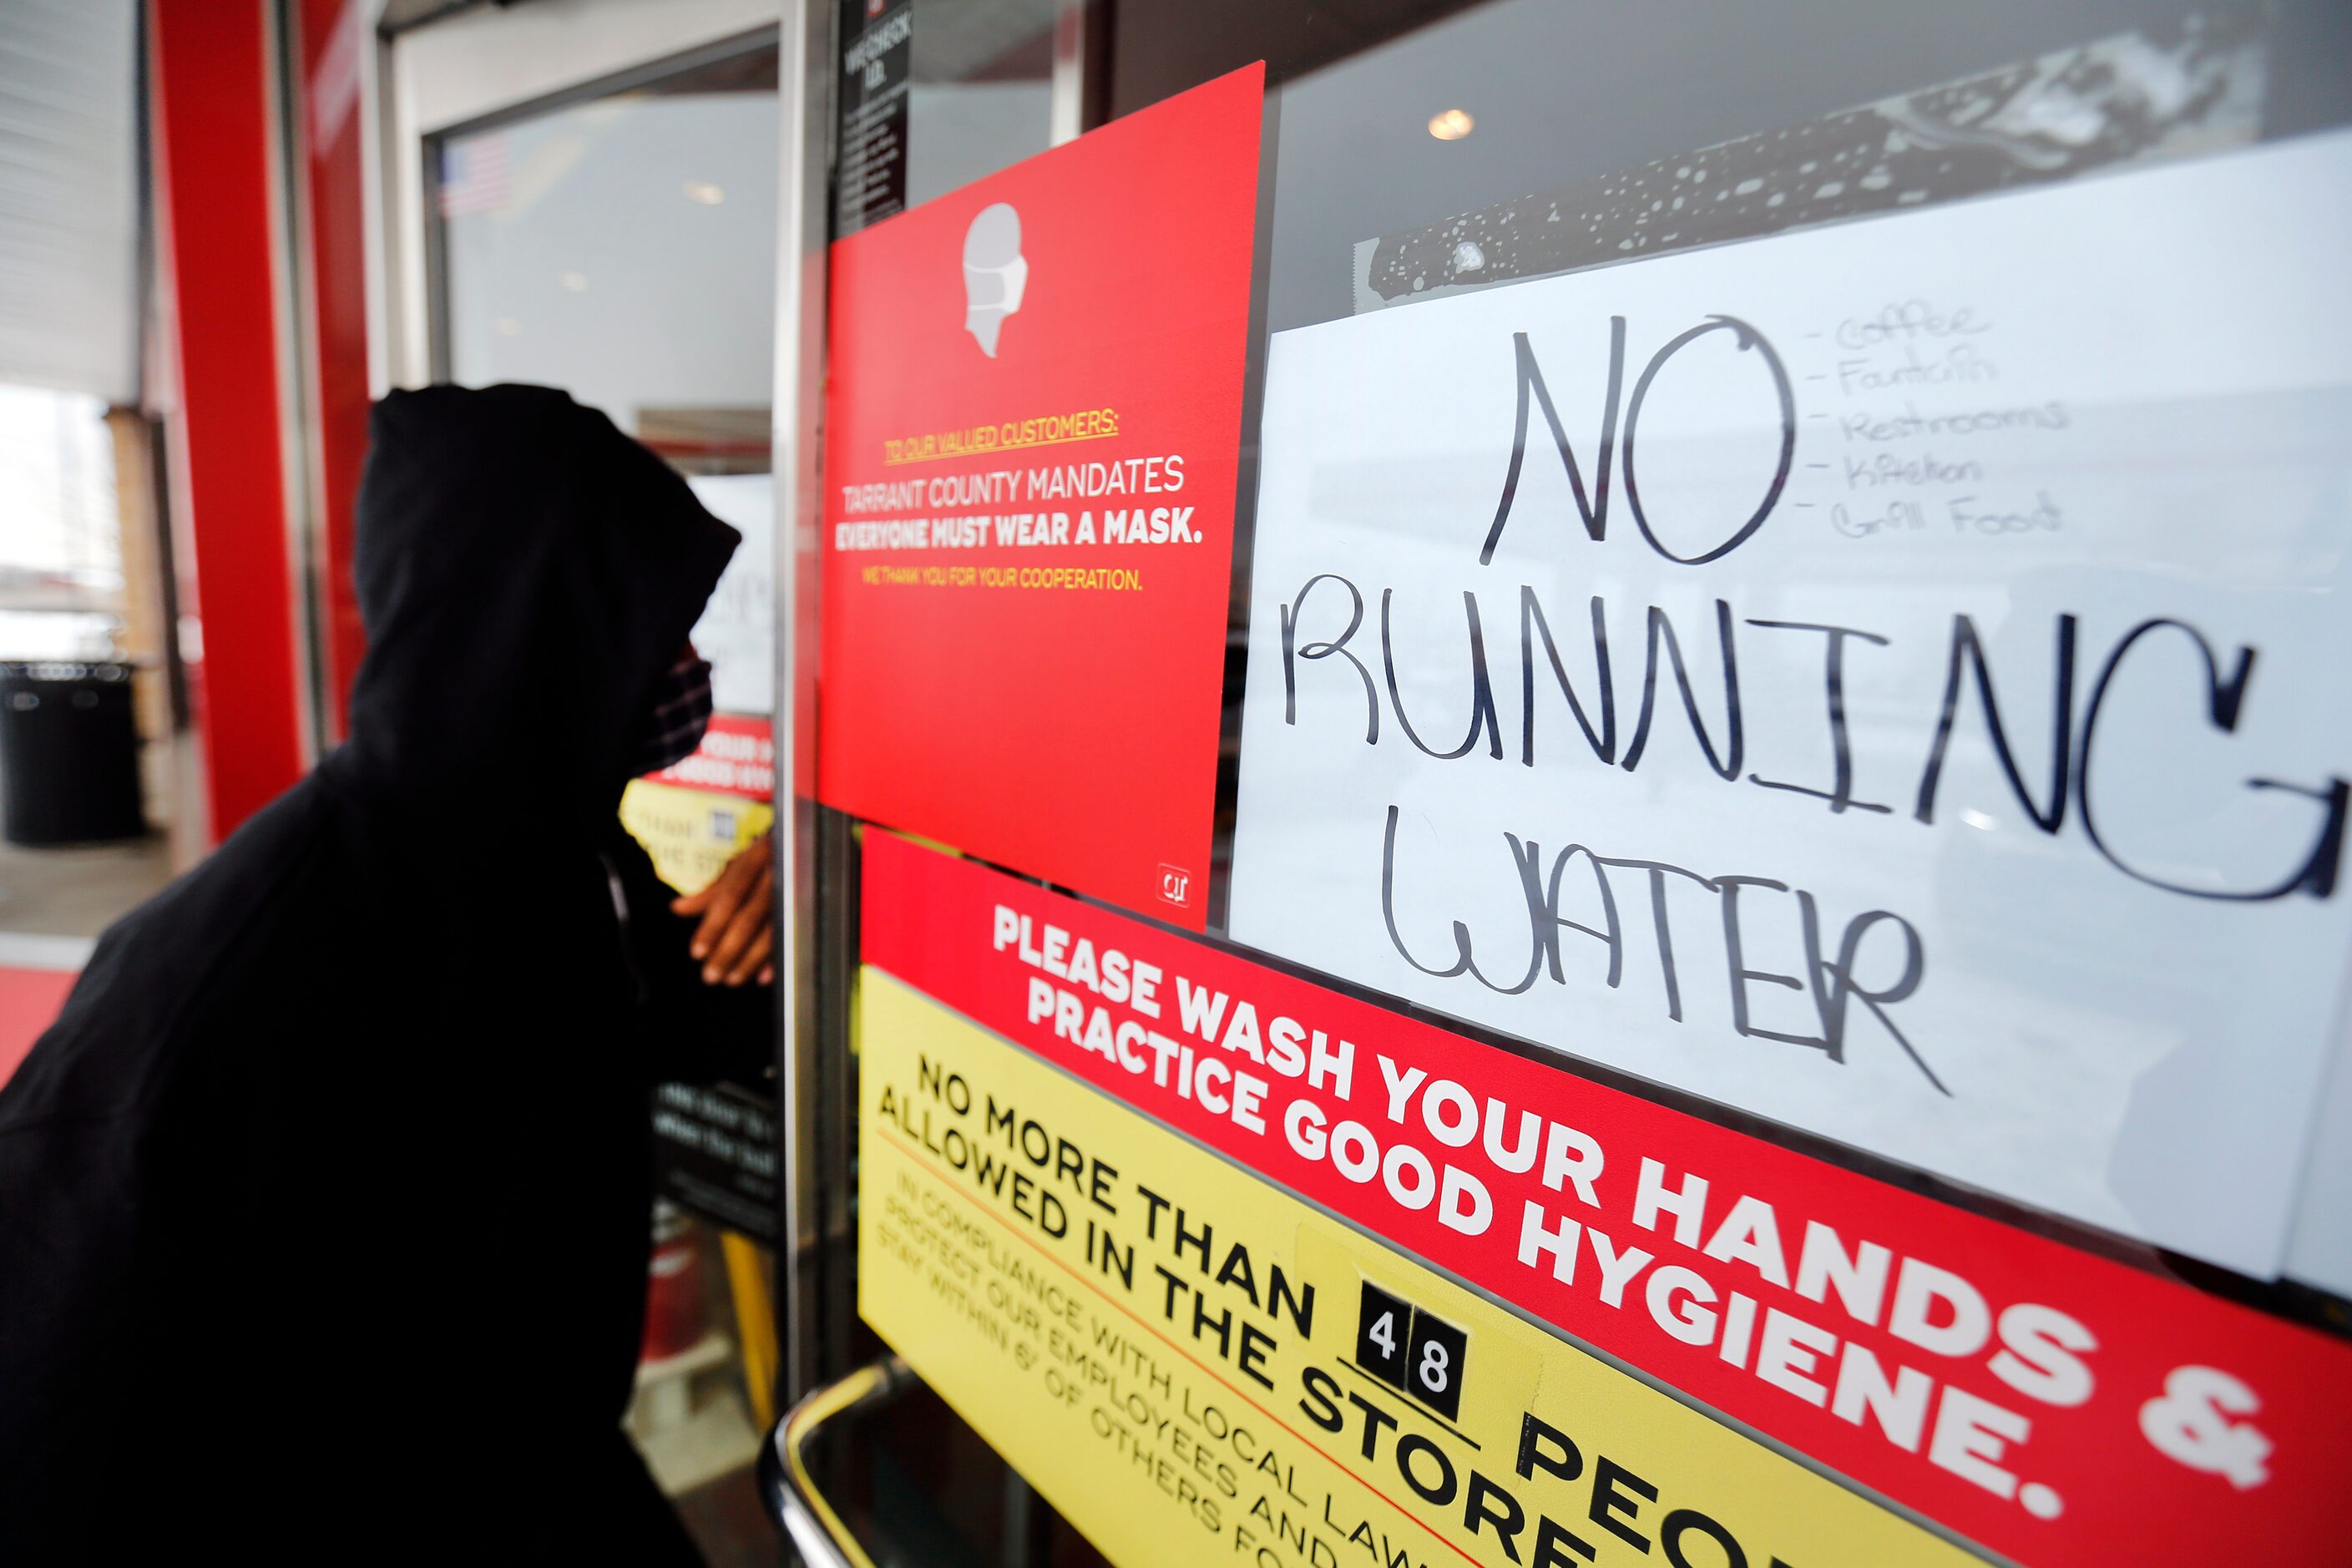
top-left (961, 202), bottom-right (1028, 357)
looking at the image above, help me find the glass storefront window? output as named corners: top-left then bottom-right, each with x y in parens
top-left (424, 36), bottom-right (786, 1568)
top-left (806, 2), bottom-right (2352, 1564)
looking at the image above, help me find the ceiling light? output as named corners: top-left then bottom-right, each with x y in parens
top-left (557, 271), bottom-right (589, 292)
top-left (1428, 109), bottom-right (1474, 141)
top-left (684, 180), bottom-right (726, 205)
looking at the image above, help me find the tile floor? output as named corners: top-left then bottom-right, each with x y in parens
top-left (0, 832), bottom-right (172, 1086)
top-left (0, 831), bottom-right (175, 939)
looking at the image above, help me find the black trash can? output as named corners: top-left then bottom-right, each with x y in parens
top-left (0, 661), bottom-right (146, 846)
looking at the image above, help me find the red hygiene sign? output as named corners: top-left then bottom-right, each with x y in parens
top-left (647, 715), bottom-right (774, 802)
top-left (817, 65), bottom-right (1263, 930)
top-left (861, 828), bottom-right (2352, 1565)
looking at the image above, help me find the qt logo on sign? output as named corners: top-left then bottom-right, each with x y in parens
top-left (1158, 864), bottom-right (1193, 908)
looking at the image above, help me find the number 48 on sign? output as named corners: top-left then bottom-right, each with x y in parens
top-left (1358, 1281), bottom-right (1470, 1422)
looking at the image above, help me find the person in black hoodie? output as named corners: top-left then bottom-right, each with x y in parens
top-left (0, 385), bottom-right (769, 1563)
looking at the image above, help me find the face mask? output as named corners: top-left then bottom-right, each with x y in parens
top-left (630, 647), bottom-right (714, 776)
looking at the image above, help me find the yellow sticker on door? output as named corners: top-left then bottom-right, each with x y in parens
top-left (857, 967), bottom-right (1983, 1568)
top-left (619, 776), bottom-right (771, 895)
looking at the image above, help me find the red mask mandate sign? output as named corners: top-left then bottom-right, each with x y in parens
top-left (862, 829), bottom-right (2352, 1567)
top-left (818, 65), bottom-right (1262, 929)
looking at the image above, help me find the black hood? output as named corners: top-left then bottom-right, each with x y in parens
top-left (332, 384), bottom-right (740, 827)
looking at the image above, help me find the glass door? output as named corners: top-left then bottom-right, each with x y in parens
top-left (777, 1), bottom-right (2352, 1565)
top-left (408, 18), bottom-right (787, 1564)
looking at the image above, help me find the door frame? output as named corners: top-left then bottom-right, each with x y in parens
top-left (366, 0), bottom-right (782, 394)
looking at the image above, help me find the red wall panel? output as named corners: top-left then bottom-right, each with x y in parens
top-left (296, 0), bottom-right (371, 741)
top-left (149, 0), bottom-right (307, 839)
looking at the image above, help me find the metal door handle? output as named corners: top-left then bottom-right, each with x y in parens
top-left (756, 1355), bottom-right (915, 1567)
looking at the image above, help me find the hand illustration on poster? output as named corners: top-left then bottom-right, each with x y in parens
top-left (1229, 130), bottom-right (2352, 1277)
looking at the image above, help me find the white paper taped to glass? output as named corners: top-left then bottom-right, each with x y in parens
top-left (1230, 129), bottom-right (2352, 1278)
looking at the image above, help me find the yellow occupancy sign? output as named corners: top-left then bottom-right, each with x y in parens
top-left (858, 968), bottom-right (1983, 1568)
top-left (620, 776), bottom-right (772, 894)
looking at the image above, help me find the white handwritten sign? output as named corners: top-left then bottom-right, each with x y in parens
top-left (1230, 130), bottom-right (2352, 1277)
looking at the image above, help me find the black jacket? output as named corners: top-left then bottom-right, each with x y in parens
top-left (0, 386), bottom-right (763, 1561)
